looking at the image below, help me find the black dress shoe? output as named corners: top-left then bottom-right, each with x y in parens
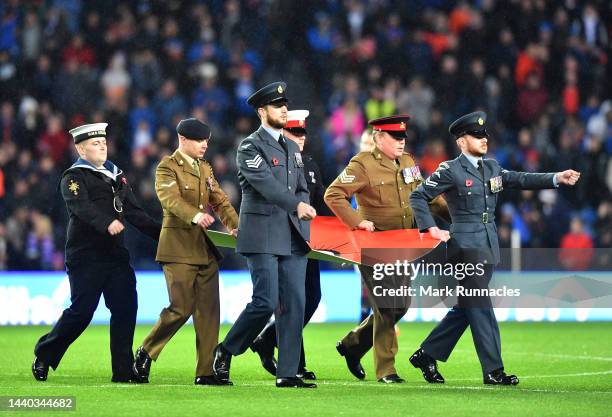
top-left (409, 348), bottom-right (445, 384)
top-left (275, 377), bottom-right (317, 388)
top-left (212, 343), bottom-right (232, 383)
top-left (195, 375), bottom-right (234, 386)
top-left (133, 346), bottom-right (152, 383)
top-left (296, 367), bottom-right (316, 380)
top-left (250, 336), bottom-right (277, 376)
top-left (336, 342), bottom-right (366, 380)
top-left (111, 373), bottom-right (141, 383)
top-left (32, 357), bottom-right (49, 381)
top-left (484, 369), bottom-right (519, 385)
top-left (378, 374), bottom-right (405, 384)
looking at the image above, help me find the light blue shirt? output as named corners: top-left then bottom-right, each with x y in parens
top-left (462, 152), bottom-right (482, 169)
top-left (462, 152), bottom-right (558, 187)
top-left (261, 124), bottom-right (282, 141)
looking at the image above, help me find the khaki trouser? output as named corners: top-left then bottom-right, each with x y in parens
top-left (142, 261), bottom-right (219, 376)
top-left (341, 265), bottom-right (410, 379)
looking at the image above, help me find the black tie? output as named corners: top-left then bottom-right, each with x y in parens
top-left (477, 159), bottom-right (484, 180)
top-left (279, 135), bottom-right (288, 155)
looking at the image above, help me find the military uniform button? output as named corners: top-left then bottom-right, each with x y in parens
top-left (185, 185), bottom-right (189, 189)
top-left (485, 195), bottom-right (488, 198)
top-left (381, 181), bottom-right (385, 185)
top-left (199, 204), bottom-right (204, 209)
top-left (288, 186), bottom-right (291, 190)
top-left (288, 170), bottom-right (291, 174)
top-left (179, 160), bottom-right (184, 165)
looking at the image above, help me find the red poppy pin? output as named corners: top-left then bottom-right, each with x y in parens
top-left (272, 157), bottom-right (279, 166)
top-left (465, 179), bottom-right (473, 187)
top-left (121, 177), bottom-right (128, 184)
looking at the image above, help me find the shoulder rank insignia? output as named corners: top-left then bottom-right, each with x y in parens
top-left (68, 180), bottom-right (79, 195)
top-left (339, 169), bottom-right (355, 184)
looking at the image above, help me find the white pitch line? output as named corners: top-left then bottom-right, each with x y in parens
top-left (4, 382), bottom-right (612, 395)
top-left (450, 369), bottom-right (612, 382)
top-left (453, 349), bottom-right (612, 362)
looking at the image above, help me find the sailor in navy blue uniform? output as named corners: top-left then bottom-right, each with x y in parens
top-left (32, 123), bottom-right (160, 383)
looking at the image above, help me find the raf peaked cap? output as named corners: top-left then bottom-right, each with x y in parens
top-left (285, 110), bottom-right (309, 133)
top-left (69, 123), bottom-right (108, 144)
top-left (247, 81), bottom-right (288, 108)
top-left (449, 111), bottom-right (488, 138)
top-left (369, 114), bottom-right (411, 139)
top-left (176, 118), bottom-right (211, 141)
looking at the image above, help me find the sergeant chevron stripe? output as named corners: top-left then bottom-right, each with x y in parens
top-left (425, 177), bottom-right (438, 187)
top-left (245, 154), bottom-right (263, 168)
top-left (339, 170), bottom-right (355, 184)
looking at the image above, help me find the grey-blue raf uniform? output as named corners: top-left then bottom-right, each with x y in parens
top-left (221, 82), bottom-right (311, 379)
top-left (410, 111), bottom-right (557, 376)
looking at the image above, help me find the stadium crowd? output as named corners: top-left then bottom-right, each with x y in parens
top-left (0, 0), bottom-right (610, 271)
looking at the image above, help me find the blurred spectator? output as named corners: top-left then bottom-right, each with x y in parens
top-left (0, 1), bottom-right (608, 270)
top-left (559, 217), bottom-right (595, 271)
top-left (38, 114), bottom-right (70, 165)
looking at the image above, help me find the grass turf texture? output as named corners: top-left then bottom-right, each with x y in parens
top-left (1, 323), bottom-right (611, 417)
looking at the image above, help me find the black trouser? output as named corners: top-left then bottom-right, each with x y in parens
top-left (256, 259), bottom-right (322, 370)
top-left (34, 261), bottom-right (138, 379)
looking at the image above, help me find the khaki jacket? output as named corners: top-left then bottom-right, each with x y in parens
top-left (155, 150), bottom-right (238, 264)
top-left (324, 149), bottom-right (450, 231)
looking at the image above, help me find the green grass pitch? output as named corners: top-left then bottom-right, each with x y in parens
top-left (1, 322), bottom-right (611, 416)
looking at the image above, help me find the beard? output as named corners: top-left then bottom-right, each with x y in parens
top-left (267, 117), bottom-right (286, 130)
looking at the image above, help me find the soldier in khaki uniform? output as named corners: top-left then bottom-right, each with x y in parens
top-left (325, 115), bottom-right (450, 383)
top-left (133, 118), bottom-right (238, 385)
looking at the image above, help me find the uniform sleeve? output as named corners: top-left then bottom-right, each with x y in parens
top-left (499, 162), bottom-right (556, 189)
top-left (236, 141), bottom-right (301, 213)
top-left (323, 159), bottom-right (367, 229)
top-left (295, 158), bottom-right (310, 207)
top-left (428, 195), bottom-right (451, 223)
top-left (410, 161), bottom-right (455, 231)
top-left (123, 180), bottom-right (161, 241)
top-left (60, 171), bottom-right (116, 235)
top-left (206, 165), bottom-right (239, 231)
top-left (155, 162), bottom-right (199, 224)
top-left (309, 162), bottom-right (332, 215)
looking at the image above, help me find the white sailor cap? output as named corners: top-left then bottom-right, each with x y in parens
top-left (69, 123), bottom-right (108, 144)
top-left (285, 110), bottom-right (310, 132)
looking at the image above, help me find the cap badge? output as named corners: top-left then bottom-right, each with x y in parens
top-left (477, 117), bottom-right (484, 125)
top-left (400, 121), bottom-right (406, 129)
top-left (299, 120), bottom-right (304, 126)
top-left (277, 85), bottom-right (284, 93)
